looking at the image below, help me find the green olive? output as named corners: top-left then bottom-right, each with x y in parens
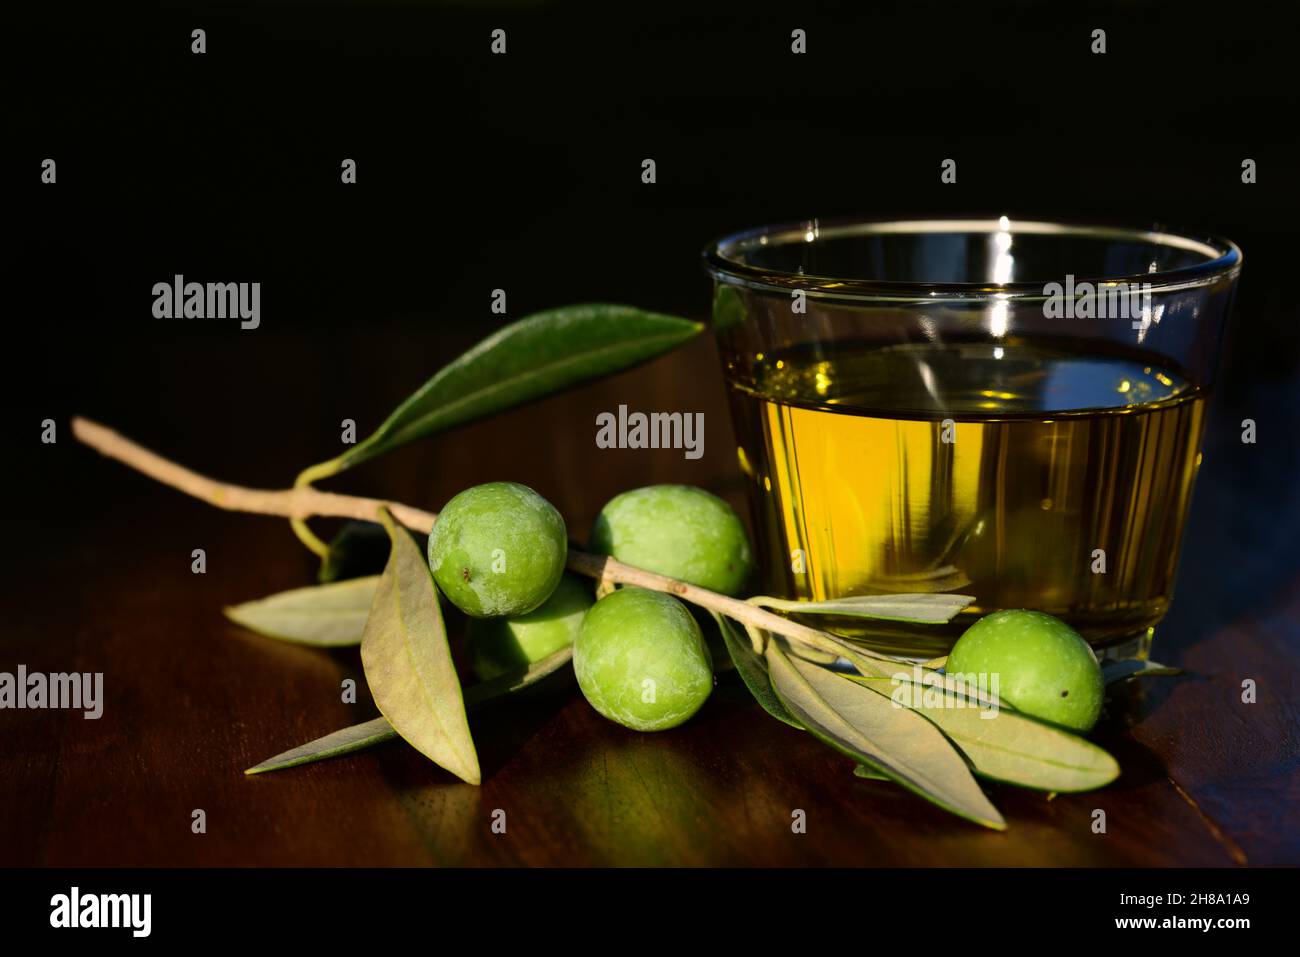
top-left (589, 485), bottom-right (754, 595)
top-left (946, 609), bottom-right (1105, 732)
top-left (427, 482), bottom-right (567, 618)
top-left (573, 587), bottom-right (713, 731)
top-left (466, 574), bottom-right (593, 680)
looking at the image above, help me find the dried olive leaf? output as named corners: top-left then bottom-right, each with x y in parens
top-left (781, 640), bottom-right (842, 666)
top-left (713, 614), bottom-right (802, 729)
top-left (224, 576), bottom-right (379, 647)
top-left (244, 646), bottom-right (574, 775)
top-left (830, 637), bottom-right (1005, 710)
top-left (853, 765), bottom-right (890, 781)
top-left (751, 593), bottom-right (975, 625)
top-left (361, 508), bottom-right (479, 784)
top-left (245, 717), bottom-right (395, 776)
top-left (765, 640), bottom-right (1006, 830)
top-left (843, 673), bottom-right (1120, 792)
top-left (461, 645), bottom-right (575, 705)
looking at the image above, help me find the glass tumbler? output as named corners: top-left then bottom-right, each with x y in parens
top-left (704, 218), bottom-right (1241, 659)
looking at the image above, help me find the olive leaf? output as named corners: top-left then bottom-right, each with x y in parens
top-left (765, 639), bottom-right (1006, 830)
top-left (224, 576), bottom-right (379, 647)
top-left (842, 673), bottom-right (1120, 792)
top-left (462, 644), bottom-right (576, 701)
top-left (1102, 658), bottom-right (1183, 684)
top-left (853, 765), bottom-right (889, 781)
top-left (328, 305), bottom-right (703, 474)
top-left (782, 641), bottom-right (842, 666)
top-left (751, 593), bottom-right (975, 625)
top-left (828, 636), bottom-right (1005, 710)
top-left (245, 717), bottom-right (395, 775)
top-left (713, 614), bottom-right (802, 729)
top-left (362, 507), bottom-right (480, 785)
top-left (243, 645), bottom-right (575, 775)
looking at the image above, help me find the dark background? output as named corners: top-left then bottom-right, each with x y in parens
top-left (4, 0), bottom-right (1297, 866)
top-left (13, 0), bottom-right (1299, 656)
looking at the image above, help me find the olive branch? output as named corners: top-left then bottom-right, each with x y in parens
top-left (72, 415), bottom-right (855, 656)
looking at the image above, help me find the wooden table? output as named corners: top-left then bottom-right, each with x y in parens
top-left (3, 331), bottom-right (1297, 867)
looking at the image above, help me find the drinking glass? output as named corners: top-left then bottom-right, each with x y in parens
top-left (705, 218), bottom-right (1241, 658)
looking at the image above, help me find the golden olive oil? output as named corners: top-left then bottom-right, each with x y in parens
top-left (724, 340), bottom-right (1207, 657)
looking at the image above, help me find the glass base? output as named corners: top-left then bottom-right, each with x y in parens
top-left (1094, 626), bottom-right (1154, 663)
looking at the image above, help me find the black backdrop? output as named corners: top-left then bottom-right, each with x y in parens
top-left (11, 0), bottom-right (1300, 641)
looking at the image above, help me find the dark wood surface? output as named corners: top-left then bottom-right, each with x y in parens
top-left (3, 333), bottom-right (1297, 867)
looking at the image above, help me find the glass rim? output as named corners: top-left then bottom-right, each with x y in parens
top-left (702, 216), bottom-right (1242, 300)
